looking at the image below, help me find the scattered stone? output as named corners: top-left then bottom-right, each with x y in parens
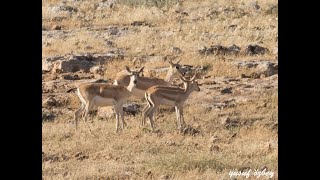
top-left (51, 25), bottom-right (61, 30)
top-left (160, 175), bottom-right (171, 180)
top-left (42, 53), bottom-right (122, 73)
top-left (123, 103), bottom-right (140, 116)
top-left (209, 135), bottom-right (219, 143)
top-left (169, 46), bottom-right (182, 54)
top-left (131, 21), bottom-right (150, 26)
top-left (198, 44), bottom-right (241, 55)
top-left (42, 109), bottom-right (56, 121)
top-left (209, 145), bottom-right (220, 152)
top-left (243, 44), bottom-right (269, 55)
top-left (74, 152), bottom-right (89, 161)
top-left (221, 117), bottom-right (240, 128)
top-left (180, 125), bottom-right (200, 136)
top-left (90, 66), bottom-right (105, 75)
top-left (62, 74), bottom-right (80, 80)
top-left (221, 87), bottom-right (232, 94)
top-left (43, 97), bottom-right (57, 108)
top-left (165, 141), bottom-right (176, 146)
top-left (235, 60), bottom-right (278, 77)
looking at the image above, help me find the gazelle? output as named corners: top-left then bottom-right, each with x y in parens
top-left (141, 74), bottom-right (200, 130)
top-left (68, 66), bottom-right (144, 132)
top-left (114, 59), bottom-right (186, 98)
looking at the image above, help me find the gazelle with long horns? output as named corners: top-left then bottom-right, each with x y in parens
top-left (67, 66), bottom-right (144, 132)
top-left (141, 74), bottom-right (201, 130)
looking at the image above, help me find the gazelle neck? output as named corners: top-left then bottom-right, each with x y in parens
top-left (164, 68), bottom-right (174, 83)
top-left (183, 83), bottom-right (195, 97)
top-left (126, 79), bottom-right (136, 92)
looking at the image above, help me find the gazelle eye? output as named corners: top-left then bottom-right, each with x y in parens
top-left (176, 66), bottom-right (179, 69)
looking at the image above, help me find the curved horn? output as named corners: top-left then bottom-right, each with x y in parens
top-left (191, 73), bottom-right (197, 81)
top-left (175, 59), bottom-right (181, 64)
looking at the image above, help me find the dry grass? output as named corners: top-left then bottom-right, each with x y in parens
top-left (42, 0), bottom-right (278, 179)
top-left (43, 92), bottom-right (278, 179)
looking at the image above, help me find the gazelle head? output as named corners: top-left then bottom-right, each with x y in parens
top-left (180, 74), bottom-right (200, 92)
top-left (168, 59), bottom-right (186, 76)
top-left (125, 66), bottom-right (144, 90)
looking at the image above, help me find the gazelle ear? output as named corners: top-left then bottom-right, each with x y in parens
top-left (139, 66), bottom-right (145, 74)
top-left (168, 59), bottom-right (173, 66)
top-left (125, 66), bottom-right (131, 73)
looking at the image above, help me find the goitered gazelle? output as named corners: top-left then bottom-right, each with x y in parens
top-left (141, 74), bottom-right (200, 130)
top-left (114, 59), bottom-right (186, 98)
top-left (67, 66), bottom-right (144, 132)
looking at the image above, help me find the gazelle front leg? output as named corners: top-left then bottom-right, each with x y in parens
top-left (178, 106), bottom-right (185, 128)
top-left (114, 104), bottom-right (120, 133)
top-left (118, 104), bottom-right (126, 129)
top-left (175, 106), bottom-right (181, 129)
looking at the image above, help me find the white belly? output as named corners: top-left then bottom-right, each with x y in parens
top-left (93, 96), bottom-right (115, 107)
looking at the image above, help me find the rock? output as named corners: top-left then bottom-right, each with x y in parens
top-left (62, 74), bottom-right (81, 80)
top-left (235, 60), bottom-right (278, 77)
top-left (243, 44), bottom-right (269, 55)
top-left (198, 44), bottom-right (241, 55)
top-left (131, 21), bottom-right (150, 26)
top-left (209, 145), bottom-right (220, 152)
top-left (180, 125), bottom-right (200, 136)
top-left (165, 141), bottom-right (176, 146)
top-left (93, 79), bottom-right (109, 83)
top-left (74, 152), bottom-right (89, 161)
top-left (123, 103), bottom-right (140, 116)
top-left (160, 175), bottom-right (171, 180)
top-left (43, 97), bottom-right (57, 108)
top-left (90, 66), bottom-right (104, 75)
top-left (42, 53), bottom-right (120, 73)
top-left (209, 135), bottom-right (219, 143)
top-left (42, 82), bottom-right (56, 93)
top-left (51, 25), bottom-right (61, 30)
top-left (169, 46), bottom-right (182, 54)
top-left (255, 61), bottom-right (278, 77)
top-left (221, 117), bottom-right (240, 128)
top-left (227, 44), bottom-right (241, 55)
top-left (97, 107), bottom-right (114, 119)
top-left (221, 87), bottom-right (232, 94)
top-left (42, 108), bottom-right (56, 121)
top-left (248, 1), bottom-right (260, 11)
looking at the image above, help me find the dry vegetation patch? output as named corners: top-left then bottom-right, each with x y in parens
top-left (42, 0), bottom-right (278, 179)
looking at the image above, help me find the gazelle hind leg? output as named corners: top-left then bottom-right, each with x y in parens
top-left (148, 105), bottom-right (158, 131)
top-left (74, 102), bottom-right (85, 129)
top-left (83, 101), bottom-right (94, 122)
top-left (141, 103), bottom-right (151, 127)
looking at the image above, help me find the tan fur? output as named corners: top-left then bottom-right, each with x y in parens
top-left (141, 75), bottom-right (200, 130)
top-left (73, 66), bottom-right (143, 132)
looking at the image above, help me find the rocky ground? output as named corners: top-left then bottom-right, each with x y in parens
top-left (42, 0), bottom-right (278, 179)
